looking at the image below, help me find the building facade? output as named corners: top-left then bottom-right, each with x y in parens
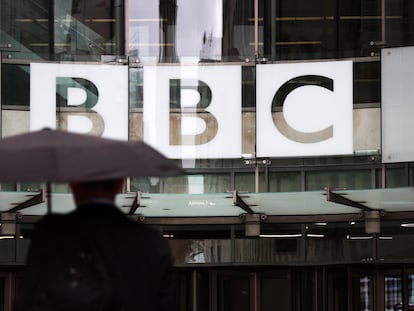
top-left (1, 0), bottom-right (414, 310)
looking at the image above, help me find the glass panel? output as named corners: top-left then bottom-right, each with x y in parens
top-left (17, 224), bottom-right (34, 263)
top-left (0, 0), bottom-right (122, 60)
top-left (384, 276), bottom-right (402, 311)
top-left (20, 182), bottom-right (42, 192)
top-left (260, 0), bottom-right (382, 61)
top-left (0, 0), bottom-right (50, 60)
top-left (129, 67), bottom-right (144, 109)
top-left (162, 174), bottom-right (230, 194)
top-left (385, 0), bottom-right (414, 47)
top-left (327, 268), bottom-right (348, 311)
top-left (0, 238), bottom-right (15, 262)
top-left (174, 270), bottom-right (192, 311)
top-left (169, 239), bottom-right (231, 264)
top-left (354, 61), bottom-right (380, 104)
top-left (1, 64), bottom-right (30, 107)
top-left (359, 276), bottom-right (373, 311)
top-left (197, 269), bottom-right (210, 311)
top-left (410, 166), bottom-right (414, 186)
top-left (260, 271), bottom-right (291, 311)
top-left (218, 274), bottom-right (250, 311)
top-left (268, 171), bottom-right (301, 192)
top-left (378, 221), bottom-right (414, 260)
top-left (51, 183), bottom-right (70, 193)
top-left (0, 183), bottom-right (15, 191)
top-left (307, 222), bottom-right (374, 262)
top-left (235, 238), bottom-right (303, 263)
top-left (127, 0), bottom-right (254, 62)
top-left (131, 176), bottom-right (162, 193)
top-left (235, 172), bottom-right (260, 193)
top-left (408, 274), bottom-right (414, 309)
top-left (386, 167), bottom-right (406, 188)
top-left (55, 0), bottom-right (121, 60)
top-left (235, 224), bottom-right (303, 263)
top-left (306, 169), bottom-right (371, 191)
top-left (0, 277), bottom-right (4, 311)
top-left (242, 66), bottom-right (255, 108)
top-left (296, 269), bottom-right (318, 311)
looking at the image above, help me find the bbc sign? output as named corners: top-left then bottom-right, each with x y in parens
top-left (30, 61), bottom-right (353, 159)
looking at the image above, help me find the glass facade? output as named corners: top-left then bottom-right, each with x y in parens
top-left (0, 0), bottom-right (413, 241)
top-left (1, 1), bottom-right (414, 310)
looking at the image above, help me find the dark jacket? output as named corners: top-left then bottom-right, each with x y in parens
top-left (17, 202), bottom-right (175, 311)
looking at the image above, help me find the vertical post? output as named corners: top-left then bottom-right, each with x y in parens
top-left (48, 0), bottom-right (55, 60)
top-left (192, 269), bottom-right (197, 311)
top-left (381, 163), bottom-right (386, 188)
top-left (0, 43), bottom-right (11, 138)
top-left (381, 0), bottom-right (386, 43)
top-left (0, 49), bottom-right (2, 138)
top-left (114, 0), bottom-right (125, 56)
top-left (254, 0), bottom-right (259, 58)
top-left (271, 0), bottom-right (276, 59)
top-left (252, 272), bottom-right (258, 311)
top-left (46, 182), bottom-right (52, 214)
top-left (230, 225), bottom-right (235, 263)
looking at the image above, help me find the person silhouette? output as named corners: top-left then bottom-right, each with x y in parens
top-left (17, 178), bottom-right (175, 311)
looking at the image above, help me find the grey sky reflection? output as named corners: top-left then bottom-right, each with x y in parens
top-left (128, 0), bottom-right (223, 61)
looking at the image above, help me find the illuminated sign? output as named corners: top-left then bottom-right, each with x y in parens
top-left (143, 65), bottom-right (242, 159)
top-left (256, 61), bottom-right (353, 157)
top-left (30, 63), bottom-right (129, 140)
top-left (29, 61), bottom-right (353, 159)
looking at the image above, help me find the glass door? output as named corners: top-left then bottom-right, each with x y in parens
top-left (215, 269), bottom-right (292, 311)
top-left (350, 268), bottom-right (407, 311)
top-left (216, 271), bottom-right (252, 311)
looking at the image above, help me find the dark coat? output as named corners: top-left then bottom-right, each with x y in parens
top-left (17, 202), bottom-right (175, 311)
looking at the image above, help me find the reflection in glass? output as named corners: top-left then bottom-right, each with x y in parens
top-left (409, 275), bottom-right (414, 307)
top-left (162, 174), bottom-right (230, 193)
top-left (235, 172), bottom-right (266, 193)
top-left (54, 0), bottom-right (123, 59)
top-left (306, 169), bottom-right (371, 191)
top-left (359, 276), bottom-right (373, 311)
top-left (169, 239), bottom-right (231, 264)
top-left (127, 0), bottom-right (254, 62)
top-left (269, 171), bottom-right (301, 192)
top-left (385, 167), bottom-right (406, 188)
top-left (384, 276), bottom-right (402, 311)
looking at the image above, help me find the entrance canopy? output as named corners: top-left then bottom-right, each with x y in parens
top-left (0, 187), bottom-right (413, 223)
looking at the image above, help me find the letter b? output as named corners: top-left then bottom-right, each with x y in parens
top-left (169, 79), bottom-right (218, 145)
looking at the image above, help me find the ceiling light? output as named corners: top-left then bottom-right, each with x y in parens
top-left (259, 234), bottom-right (302, 238)
top-left (307, 234), bottom-right (325, 238)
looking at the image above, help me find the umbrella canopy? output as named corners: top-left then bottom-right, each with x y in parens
top-left (0, 128), bottom-right (183, 183)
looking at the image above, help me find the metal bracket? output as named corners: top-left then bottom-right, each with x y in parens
top-left (128, 191), bottom-right (142, 215)
top-left (233, 190), bottom-right (255, 214)
top-left (6, 189), bottom-right (46, 213)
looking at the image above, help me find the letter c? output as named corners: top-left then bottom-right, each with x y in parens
top-left (271, 75), bottom-right (334, 143)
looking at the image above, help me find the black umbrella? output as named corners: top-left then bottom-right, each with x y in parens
top-left (0, 128), bottom-right (183, 211)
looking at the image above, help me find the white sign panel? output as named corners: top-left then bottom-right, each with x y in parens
top-left (382, 46), bottom-right (414, 163)
top-left (30, 63), bottom-right (129, 140)
top-left (143, 65), bottom-right (242, 158)
top-left (256, 61), bottom-right (353, 157)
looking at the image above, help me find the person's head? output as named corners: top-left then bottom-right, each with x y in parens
top-left (70, 178), bottom-right (124, 206)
